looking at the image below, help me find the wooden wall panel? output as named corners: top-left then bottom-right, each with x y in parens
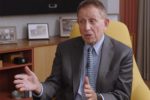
top-left (120, 0), bottom-right (138, 56)
top-left (120, 0), bottom-right (138, 33)
top-left (34, 45), bottom-right (57, 82)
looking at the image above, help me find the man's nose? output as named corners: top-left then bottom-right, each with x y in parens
top-left (84, 22), bottom-right (91, 31)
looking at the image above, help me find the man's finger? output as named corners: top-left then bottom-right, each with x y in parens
top-left (14, 79), bottom-right (24, 84)
top-left (84, 89), bottom-right (91, 94)
top-left (85, 93), bottom-right (92, 98)
top-left (84, 76), bottom-right (89, 85)
top-left (19, 87), bottom-right (26, 92)
top-left (15, 83), bottom-right (25, 89)
top-left (14, 75), bottom-right (26, 80)
top-left (25, 66), bottom-right (33, 76)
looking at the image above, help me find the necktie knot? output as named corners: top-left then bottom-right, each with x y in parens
top-left (88, 46), bottom-right (94, 53)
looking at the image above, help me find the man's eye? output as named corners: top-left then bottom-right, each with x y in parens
top-left (91, 20), bottom-right (95, 22)
top-left (80, 20), bottom-right (84, 23)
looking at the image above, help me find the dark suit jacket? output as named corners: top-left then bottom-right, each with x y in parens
top-left (33, 34), bottom-right (133, 100)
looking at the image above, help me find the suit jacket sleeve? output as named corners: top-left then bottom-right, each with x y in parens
top-left (100, 48), bottom-right (133, 100)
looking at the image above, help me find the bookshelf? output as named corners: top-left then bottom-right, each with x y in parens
top-left (0, 36), bottom-right (68, 99)
top-left (0, 48), bottom-right (33, 100)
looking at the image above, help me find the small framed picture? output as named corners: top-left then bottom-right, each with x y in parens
top-left (27, 23), bottom-right (49, 40)
top-left (0, 26), bottom-right (17, 44)
top-left (60, 17), bottom-right (77, 37)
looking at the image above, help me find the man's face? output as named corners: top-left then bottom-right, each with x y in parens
top-left (77, 5), bottom-right (109, 45)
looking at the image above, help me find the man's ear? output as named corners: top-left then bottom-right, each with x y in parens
top-left (103, 18), bottom-right (110, 31)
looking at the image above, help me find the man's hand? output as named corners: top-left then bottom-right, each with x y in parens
top-left (13, 66), bottom-right (42, 94)
top-left (84, 77), bottom-right (97, 100)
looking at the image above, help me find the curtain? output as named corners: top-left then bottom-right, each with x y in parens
top-left (136, 0), bottom-right (150, 80)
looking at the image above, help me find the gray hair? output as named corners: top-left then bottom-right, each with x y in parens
top-left (77, 0), bottom-right (107, 19)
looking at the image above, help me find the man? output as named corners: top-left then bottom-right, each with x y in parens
top-left (14, 0), bottom-right (133, 100)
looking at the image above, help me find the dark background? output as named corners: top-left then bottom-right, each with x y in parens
top-left (0, 0), bottom-right (83, 16)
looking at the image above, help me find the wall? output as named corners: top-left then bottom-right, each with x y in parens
top-left (107, 0), bottom-right (119, 14)
top-left (0, 0), bottom-right (119, 39)
top-left (120, 0), bottom-right (138, 56)
top-left (0, 13), bottom-right (76, 39)
top-left (100, 0), bottom-right (120, 24)
top-left (99, 0), bottom-right (119, 14)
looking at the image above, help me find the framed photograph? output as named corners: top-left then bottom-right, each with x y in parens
top-left (27, 23), bottom-right (49, 40)
top-left (0, 26), bottom-right (17, 44)
top-left (60, 17), bottom-right (77, 37)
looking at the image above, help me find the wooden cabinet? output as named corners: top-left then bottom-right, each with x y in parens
top-left (0, 48), bottom-right (33, 100)
top-left (0, 36), bottom-right (68, 99)
top-left (34, 45), bottom-right (57, 82)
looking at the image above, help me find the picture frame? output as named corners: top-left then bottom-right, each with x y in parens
top-left (27, 23), bottom-right (49, 40)
top-left (0, 26), bottom-right (17, 44)
top-left (60, 17), bottom-right (77, 37)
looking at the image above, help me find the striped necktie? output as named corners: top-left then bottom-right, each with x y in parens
top-left (82, 46), bottom-right (95, 100)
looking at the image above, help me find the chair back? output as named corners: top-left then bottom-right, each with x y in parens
top-left (69, 21), bottom-right (150, 100)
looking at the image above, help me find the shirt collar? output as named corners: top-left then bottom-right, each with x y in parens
top-left (85, 34), bottom-right (105, 55)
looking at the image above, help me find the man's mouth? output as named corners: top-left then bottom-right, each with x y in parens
top-left (85, 34), bottom-right (92, 37)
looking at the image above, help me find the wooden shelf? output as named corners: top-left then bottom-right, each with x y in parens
top-left (0, 90), bottom-right (32, 100)
top-left (0, 62), bottom-right (33, 71)
top-left (0, 36), bottom-right (69, 52)
top-left (0, 37), bottom-right (68, 99)
top-left (0, 48), bottom-right (34, 99)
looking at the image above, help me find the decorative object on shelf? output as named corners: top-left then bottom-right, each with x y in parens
top-left (12, 90), bottom-right (23, 99)
top-left (3, 53), bottom-right (23, 63)
top-left (0, 60), bottom-right (2, 68)
top-left (60, 17), bottom-right (77, 37)
top-left (0, 48), bottom-right (33, 100)
top-left (14, 57), bottom-right (28, 65)
top-left (29, 91), bottom-right (32, 97)
top-left (27, 23), bottom-right (49, 40)
top-left (0, 26), bottom-right (17, 44)
top-left (23, 91), bottom-right (29, 98)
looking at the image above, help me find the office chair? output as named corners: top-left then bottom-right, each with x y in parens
top-left (69, 21), bottom-right (150, 100)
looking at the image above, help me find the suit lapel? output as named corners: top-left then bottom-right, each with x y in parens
top-left (71, 35), bottom-right (115, 97)
top-left (96, 35), bottom-right (115, 92)
top-left (71, 37), bottom-right (84, 99)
